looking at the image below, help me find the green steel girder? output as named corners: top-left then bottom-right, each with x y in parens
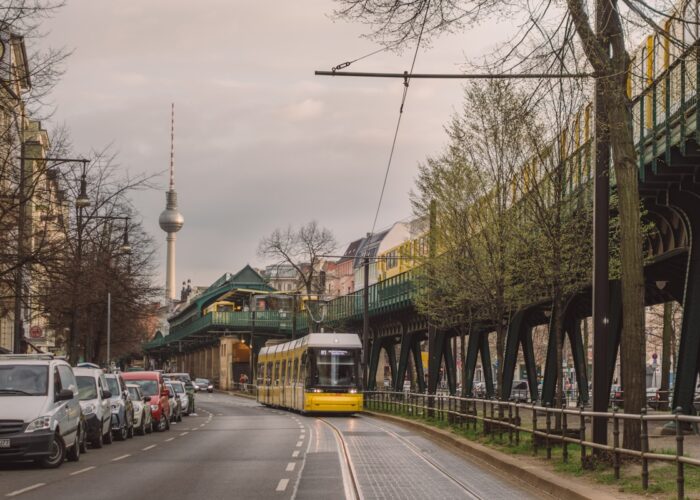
top-left (669, 189), bottom-right (700, 413)
top-left (501, 308), bottom-right (541, 402)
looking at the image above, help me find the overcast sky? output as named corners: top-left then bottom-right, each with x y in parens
top-left (39, 1), bottom-right (503, 290)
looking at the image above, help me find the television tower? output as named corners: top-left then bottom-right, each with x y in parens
top-left (158, 103), bottom-right (184, 302)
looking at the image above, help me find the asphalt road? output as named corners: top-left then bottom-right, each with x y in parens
top-left (0, 392), bottom-right (540, 499)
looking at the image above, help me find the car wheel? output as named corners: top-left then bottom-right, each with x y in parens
top-left (137, 418), bottom-right (146, 436)
top-left (66, 433), bottom-right (80, 462)
top-left (92, 428), bottom-right (104, 449)
top-left (116, 424), bottom-right (128, 441)
top-left (79, 426), bottom-right (88, 454)
top-left (38, 433), bottom-right (66, 469)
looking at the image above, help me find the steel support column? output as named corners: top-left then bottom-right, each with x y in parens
top-left (394, 330), bottom-right (412, 392)
top-left (412, 336), bottom-right (426, 393)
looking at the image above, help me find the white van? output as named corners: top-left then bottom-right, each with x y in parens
top-left (0, 354), bottom-right (83, 468)
top-left (74, 366), bottom-right (113, 448)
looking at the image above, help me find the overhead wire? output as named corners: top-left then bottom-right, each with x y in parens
top-left (369, 0), bottom-right (432, 238)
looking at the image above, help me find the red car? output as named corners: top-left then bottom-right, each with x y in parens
top-left (122, 371), bottom-right (171, 432)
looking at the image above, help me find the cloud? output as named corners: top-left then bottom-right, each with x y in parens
top-left (282, 98), bottom-right (325, 121)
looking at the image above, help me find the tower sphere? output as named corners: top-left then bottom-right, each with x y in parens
top-left (159, 190), bottom-right (184, 233)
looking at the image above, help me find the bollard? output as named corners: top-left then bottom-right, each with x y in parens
top-left (533, 404), bottom-right (538, 456)
top-left (515, 403), bottom-right (520, 446)
top-left (641, 408), bottom-right (649, 490)
top-left (562, 407), bottom-right (568, 463)
top-left (545, 403), bottom-right (552, 459)
top-left (612, 409), bottom-right (620, 479)
top-left (675, 407), bottom-right (684, 500)
top-left (508, 402), bottom-right (513, 445)
top-left (579, 405), bottom-right (586, 464)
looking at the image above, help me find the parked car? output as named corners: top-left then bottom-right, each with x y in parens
top-left (646, 386), bottom-right (659, 409)
top-left (122, 371), bottom-right (170, 432)
top-left (194, 378), bottom-right (213, 393)
top-left (126, 384), bottom-right (152, 435)
top-left (104, 373), bottom-right (134, 440)
top-left (168, 380), bottom-right (190, 417)
top-left (610, 384), bottom-right (624, 407)
top-left (511, 380), bottom-right (530, 402)
top-left (165, 381), bottom-right (182, 423)
top-left (164, 373), bottom-right (196, 413)
top-left (74, 367), bottom-right (113, 448)
top-left (0, 354), bottom-right (83, 468)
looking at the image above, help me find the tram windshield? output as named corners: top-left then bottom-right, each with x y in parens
top-left (312, 348), bottom-right (359, 388)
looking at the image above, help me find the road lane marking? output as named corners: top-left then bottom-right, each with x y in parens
top-left (6, 483), bottom-right (45, 497)
top-left (180, 431), bottom-right (189, 436)
top-left (276, 479), bottom-right (289, 492)
top-left (286, 462), bottom-right (296, 472)
top-left (296, 441), bottom-right (302, 447)
top-left (70, 466), bottom-right (95, 476)
top-left (112, 454), bottom-right (130, 462)
top-left (142, 445), bottom-right (157, 451)
top-left (165, 437), bottom-right (175, 442)
top-left (292, 450), bottom-right (300, 458)
top-left (299, 435), bottom-right (304, 440)
top-left (199, 424), bottom-right (205, 427)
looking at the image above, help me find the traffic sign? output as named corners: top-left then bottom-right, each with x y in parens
top-left (29, 325), bottom-right (43, 339)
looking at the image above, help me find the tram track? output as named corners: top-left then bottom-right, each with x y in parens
top-left (320, 415), bottom-right (486, 500)
top-left (317, 417), bottom-right (362, 500)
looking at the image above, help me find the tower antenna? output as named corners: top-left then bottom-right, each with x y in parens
top-left (170, 102), bottom-right (175, 191)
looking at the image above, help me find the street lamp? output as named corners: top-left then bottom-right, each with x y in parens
top-left (13, 155), bottom-right (89, 354)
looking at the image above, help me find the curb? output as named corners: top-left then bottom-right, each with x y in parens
top-left (216, 389), bottom-right (256, 400)
top-left (364, 410), bottom-right (619, 500)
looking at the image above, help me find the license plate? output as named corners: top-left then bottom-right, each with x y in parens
top-left (0, 439), bottom-right (10, 448)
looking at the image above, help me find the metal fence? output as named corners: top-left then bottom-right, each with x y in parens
top-left (364, 390), bottom-right (700, 500)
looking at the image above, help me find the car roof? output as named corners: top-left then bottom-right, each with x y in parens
top-left (73, 367), bottom-right (104, 377)
top-left (122, 371), bottom-right (160, 379)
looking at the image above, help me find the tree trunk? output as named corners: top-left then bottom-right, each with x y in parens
top-left (660, 302), bottom-right (672, 410)
top-left (605, 87), bottom-right (646, 451)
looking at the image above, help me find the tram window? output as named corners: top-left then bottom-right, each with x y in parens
top-left (313, 348), bottom-right (359, 387)
top-left (257, 364), bottom-right (264, 385)
top-left (266, 362), bottom-right (272, 385)
top-left (293, 359), bottom-right (299, 383)
top-left (274, 361), bottom-right (280, 385)
top-left (287, 360), bottom-right (292, 383)
top-left (281, 360), bottom-right (287, 385)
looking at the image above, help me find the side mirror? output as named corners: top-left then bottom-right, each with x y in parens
top-left (102, 389), bottom-right (112, 399)
top-left (56, 389), bottom-right (74, 402)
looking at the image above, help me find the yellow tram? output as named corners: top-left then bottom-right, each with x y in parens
top-left (256, 333), bottom-right (363, 413)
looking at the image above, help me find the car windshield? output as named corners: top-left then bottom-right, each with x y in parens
top-left (0, 365), bottom-right (48, 396)
top-left (76, 375), bottom-right (98, 400)
top-left (105, 377), bottom-right (120, 396)
top-left (315, 349), bottom-right (358, 387)
top-left (127, 387), bottom-right (140, 399)
top-left (196, 379), bottom-right (208, 384)
top-left (130, 379), bottom-right (158, 397)
top-left (172, 383), bottom-right (184, 394)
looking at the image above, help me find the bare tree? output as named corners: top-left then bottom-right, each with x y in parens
top-left (333, 0), bottom-right (692, 450)
top-left (258, 221), bottom-right (337, 297)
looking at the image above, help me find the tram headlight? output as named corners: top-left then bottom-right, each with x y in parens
top-left (348, 388), bottom-right (358, 394)
top-left (311, 388), bottom-right (323, 393)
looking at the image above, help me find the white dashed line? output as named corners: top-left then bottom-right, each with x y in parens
top-left (70, 466), bottom-right (95, 476)
top-left (112, 454), bottom-right (130, 462)
top-left (180, 431), bottom-right (189, 436)
top-left (296, 441), bottom-right (303, 447)
top-left (292, 450), bottom-right (300, 458)
top-left (286, 462), bottom-right (296, 472)
top-left (298, 435), bottom-right (304, 441)
top-left (165, 437), bottom-right (175, 442)
top-left (5, 483), bottom-right (45, 497)
top-left (199, 424), bottom-right (205, 427)
top-left (276, 479), bottom-right (289, 492)
top-left (142, 445), bottom-right (157, 451)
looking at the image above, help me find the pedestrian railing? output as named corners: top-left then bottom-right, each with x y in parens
top-left (364, 390), bottom-right (700, 500)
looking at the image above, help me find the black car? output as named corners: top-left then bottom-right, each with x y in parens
top-left (194, 378), bottom-right (213, 393)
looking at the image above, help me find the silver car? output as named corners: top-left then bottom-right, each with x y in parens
top-left (0, 354), bottom-right (84, 468)
top-left (126, 384), bottom-right (152, 435)
top-left (74, 367), bottom-right (113, 448)
top-left (168, 380), bottom-right (190, 417)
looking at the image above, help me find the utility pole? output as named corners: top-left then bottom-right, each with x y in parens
top-left (13, 145), bottom-right (26, 353)
top-left (107, 292), bottom-right (111, 369)
top-left (592, 0), bottom-right (612, 448)
top-left (291, 292), bottom-right (297, 340)
top-left (362, 256), bottom-right (369, 390)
